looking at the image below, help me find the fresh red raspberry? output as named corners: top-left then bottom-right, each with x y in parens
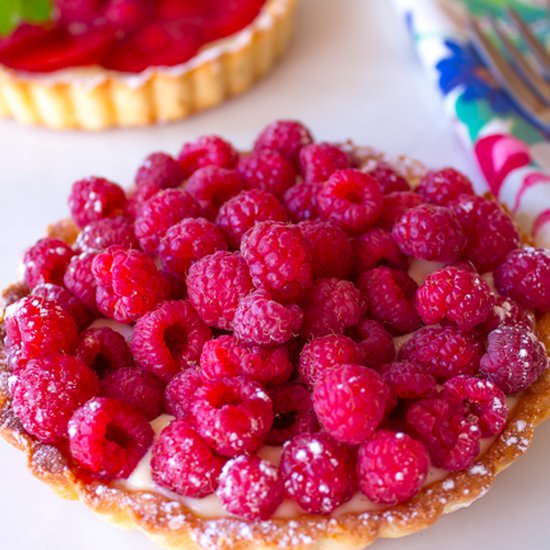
top-left (92, 247), bottom-right (167, 322)
top-left (479, 326), bottom-right (548, 394)
top-left (366, 161), bottom-right (410, 193)
top-left (481, 295), bottom-right (536, 333)
top-left (134, 189), bottom-right (201, 254)
top-left (31, 283), bottom-right (94, 330)
top-left (101, 367), bottom-right (165, 421)
top-left (300, 278), bottom-right (365, 338)
top-left (74, 326), bottom-right (134, 376)
top-left (12, 354), bottom-right (99, 444)
top-left (216, 189), bottom-right (288, 249)
top-left (158, 217), bottom-right (227, 278)
top-left (358, 267), bottom-right (421, 335)
top-left (280, 432), bottom-right (356, 514)
top-left (241, 221), bottom-right (313, 303)
top-left (283, 182), bottom-right (322, 222)
top-left (357, 430), bottom-right (430, 505)
top-left (417, 168), bottom-right (474, 205)
top-left (399, 326), bottom-right (483, 380)
top-left (266, 383), bottom-right (318, 445)
top-left (135, 151), bottom-right (184, 197)
top-left (75, 216), bottom-right (138, 253)
top-left (416, 265), bottom-right (495, 331)
top-left (131, 300), bottom-right (211, 383)
top-left (69, 177), bottom-right (127, 228)
top-left (313, 364), bottom-right (389, 444)
top-left (299, 142), bottom-right (350, 184)
top-left (442, 375), bottom-right (508, 437)
top-left (298, 334), bottom-right (366, 387)
top-left (217, 455), bottom-right (284, 520)
top-left (406, 398), bottom-right (481, 471)
top-left (22, 238), bottom-right (74, 289)
top-left (151, 419), bottom-right (224, 497)
top-left (348, 319), bottom-right (396, 368)
top-left (297, 220), bottom-right (353, 279)
top-left (186, 251), bottom-right (253, 330)
top-left (63, 252), bottom-right (98, 312)
top-left (68, 397), bottom-right (153, 479)
top-left (253, 120), bottom-right (313, 167)
top-left (451, 195), bottom-right (520, 272)
top-left (178, 135), bottom-right (238, 177)
top-left (350, 228), bottom-right (406, 276)
top-left (164, 368), bottom-right (203, 419)
top-left (378, 191), bottom-right (424, 230)
top-left (191, 376), bottom-right (273, 456)
top-left (494, 247), bottom-right (550, 312)
top-left (381, 361), bottom-right (437, 400)
top-left (238, 149), bottom-right (296, 197)
top-left (392, 204), bottom-right (466, 262)
top-left (317, 169), bottom-right (383, 235)
top-left (233, 291), bottom-right (303, 345)
top-left (200, 335), bottom-right (293, 385)
top-left (4, 296), bottom-right (79, 371)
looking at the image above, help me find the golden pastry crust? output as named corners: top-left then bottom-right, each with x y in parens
top-left (0, 0), bottom-right (298, 130)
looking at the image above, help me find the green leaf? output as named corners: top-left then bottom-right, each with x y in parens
top-left (22, 0), bottom-right (52, 23)
top-left (0, 0), bottom-right (52, 37)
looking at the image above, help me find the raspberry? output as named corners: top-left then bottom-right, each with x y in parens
top-left (357, 431), bottom-right (430, 505)
top-left (164, 368), bottom-right (203, 420)
top-left (348, 319), bottom-right (396, 368)
top-left (241, 222), bottom-right (313, 303)
top-left (366, 162), bottom-right (410, 193)
top-left (63, 252), bottom-right (98, 312)
top-left (187, 251), bottom-right (253, 330)
top-left (313, 364), bottom-right (389, 444)
top-left (178, 135), bottom-right (238, 177)
top-left (22, 238), bottom-right (74, 289)
top-left (280, 432), bottom-right (356, 514)
top-left (191, 377), bottom-right (273, 456)
top-left (216, 189), bottom-right (288, 249)
top-left (200, 335), bottom-right (293, 385)
top-left (238, 149), bottom-right (296, 197)
top-left (378, 191), bottom-right (423, 230)
top-left (4, 296), bottom-right (78, 371)
top-left (482, 295), bottom-right (536, 333)
top-left (297, 221), bottom-right (353, 279)
top-left (74, 327), bottom-right (134, 376)
top-left (442, 375), bottom-right (508, 437)
top-left (416, 265), bottom-right (494, 331)
top-left (381, 361), bottom-right (437, 400)
top-left (266, 383), bottom-right (318, 445)
top-left (479, 326), bottom-right (548, 394)
top-left (300, 278), bottom-right (365, 338)
top-left (134, 189), bottom-right (201, 254)
top-left (92, 247), bottom-right (167, 322)
top-left (494, 247), bottom-right (550, 312)
top-left (233, 291), bottom-right (303, 345)
top-left (358, 267), bottom-right (421, 335)
top-left (392, 204), bottom-right (466, 262)
top-left (298, 334), bottom-right (366, 387)
top-left (12, 354), bottom-right (99, 444)
top-left (101, 367), bottom-right (165, 421)
top-left (217, 455), bottom-right (284, 520)
top-left (68, 397), bottom-right (153, 479)
top-left (451, 195), bottom-right (520, 272)
top-left (417, 168), bottom-right (474, 205)
top-left (399, 326), bottom-right (483, 380)
top-left (299, 142), bottom-right (350, 184)
top-left (69, 177), bottom-right (127, 228)
top-left (406, 398), bottom-right (481, 471)
top-left (134, 151), bottom-right (184, 201)
top-left (283, 182), bottom-right (321, 222)
top-left (317, 169), bottom-right (383, 235)
top-left (131, 300), bottom-right (212, 383)
top-left (350, 228), bottom-right (406, 276)
top-left (253, 120), bottom-right (313, 167)
top-left (158, 218), bottom-right (227, 278)
top-left (56, 0), bottom-right (104, 23)
top-left (75, 216), bottom-right (138, 253)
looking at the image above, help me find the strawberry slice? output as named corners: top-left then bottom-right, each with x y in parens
top-left (0, 24), bottom-right (56, 57)
top-left (204, 0), bottom-right (265, 41)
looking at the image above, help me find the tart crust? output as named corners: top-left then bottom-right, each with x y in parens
top-left (1, 151), bottom-right (549, 550)
top-left (0, 0), bottom-right (298, 130)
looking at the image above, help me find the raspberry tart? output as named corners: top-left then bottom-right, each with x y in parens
top-left (1, 121), bottom-right (550, 550)
top-left (0, 1), bottom-right (297, 129)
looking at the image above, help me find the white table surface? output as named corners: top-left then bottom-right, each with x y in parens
top-left (0, 1), bottom-right (549, 549)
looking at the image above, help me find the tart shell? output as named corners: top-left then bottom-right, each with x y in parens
top-left (0, 0), bottom-right (298, 130)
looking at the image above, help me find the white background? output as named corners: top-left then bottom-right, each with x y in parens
top-left (0, 1), bottom-right (549, 549)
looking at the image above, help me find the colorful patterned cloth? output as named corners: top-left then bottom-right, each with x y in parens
top-left (395, 0), bottom-right (550, 247)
